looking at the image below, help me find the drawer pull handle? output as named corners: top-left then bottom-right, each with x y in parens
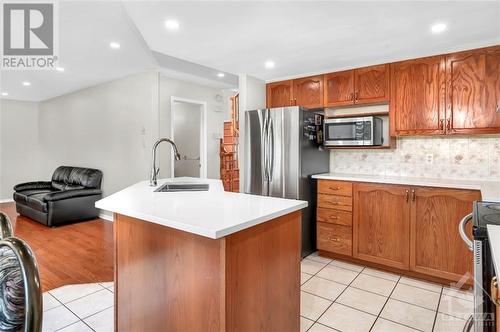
top-left (492, 277), bottom-right (500, 306)
top-left (330, 201), bottom-right (340, 205)
top-left (329, 186), bottom-right (341, 190)
top-left (330, 216), bottom-right (339, 219)
top-left (329, 237), bottom-right (340, 242)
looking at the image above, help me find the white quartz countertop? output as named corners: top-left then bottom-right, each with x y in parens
top-left (95, 177), bottom-right (307, 239)
top-left (488, 224), bottom-right (500, 277)
top-left (312, 173), bottom-right (500, 202)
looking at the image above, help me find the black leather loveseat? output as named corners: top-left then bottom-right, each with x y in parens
top-left (13, 166), bottom-right (103, 227)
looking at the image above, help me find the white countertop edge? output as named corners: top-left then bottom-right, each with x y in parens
top-left (96, 200), bottom-right (308, 239)
top-left (487, 224), bottom-right (500, 277)
top-left (312, 173), bottom-right (500, 202)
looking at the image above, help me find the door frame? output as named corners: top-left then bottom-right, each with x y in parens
top-left (170, 96), bottom-right (208, 178)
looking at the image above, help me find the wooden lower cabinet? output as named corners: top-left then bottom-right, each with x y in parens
top-left (317, 222), bottom-right (352, 256)
top-left (318, 180), bottom-right (480, 285)
top-left (410, 187), bottom-right (480, 282)
top-left (352, 183), bottom-right (411, 270)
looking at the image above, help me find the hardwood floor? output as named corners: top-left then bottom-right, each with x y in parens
top-left (0, 202), bottom-right (114, 292)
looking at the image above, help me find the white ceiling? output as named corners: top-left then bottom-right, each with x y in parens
top-left (1, 1), bottom-right (499, 102)
top-left (126, 1), bottom-right (500, 81)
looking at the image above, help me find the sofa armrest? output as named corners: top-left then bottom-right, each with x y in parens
top-left (13, 181), bottom-right (52, 192)
top-left (43, 189), bottom-right (102, 202)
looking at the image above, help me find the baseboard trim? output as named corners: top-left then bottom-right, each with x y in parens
top-left (99, 211), bottom-right (114, 222)
top-left (0, 198), bottom-right (14, 203)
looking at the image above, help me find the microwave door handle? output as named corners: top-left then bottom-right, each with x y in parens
top-left (459, 213), bottom-right (474, 252)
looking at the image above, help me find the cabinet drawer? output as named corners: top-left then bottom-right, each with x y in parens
top-left (317, 222), bottom-right (352, 256)
top-left (317, 208), bottom-right (352, 226)
top-left (318, 194), bottom-right (352, 211)
top-left (318, 180), bottom-right (352, 197)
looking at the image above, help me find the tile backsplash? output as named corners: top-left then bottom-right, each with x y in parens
top-left (330, 137), bottom-right (500, 181)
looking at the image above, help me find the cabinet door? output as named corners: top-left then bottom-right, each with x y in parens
top-left (354, 64), bottom-right (390, 104)
top-left (391, 56), bottom-right (446, 136)
top-left (410, 187), bottom-right (480, 283)
top-left (293, 75), bottom-right (324, 108)
top-left (324, 70), bottom-right (355, 107)
top-left (266, 80), bottom-right (293, 108)
top-left (446, 46), bottom-right (500, 134)
top-left (353, 183), bottom-right (410, 270)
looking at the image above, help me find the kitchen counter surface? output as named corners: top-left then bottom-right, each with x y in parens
top-left (488, 224), bottom-right (500, 276)
top-left (96, 177), bottom-right (307, 239)
top-left (312, 172), bottom-right (500, 202)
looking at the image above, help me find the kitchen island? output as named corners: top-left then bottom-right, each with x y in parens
top-left (96, 178), bottom-right (307, 332)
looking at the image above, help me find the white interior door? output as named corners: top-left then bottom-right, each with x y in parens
top-left (171, 97), bottom-right (207, 178)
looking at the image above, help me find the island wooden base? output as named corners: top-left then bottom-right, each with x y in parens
top-left (114, 211), bottom-right (301, 332)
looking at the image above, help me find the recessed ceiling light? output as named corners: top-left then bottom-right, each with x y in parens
top-left (22, 81), bottom-right (31, 86)
top-left (264, 60), bottom-right (275, 69)
top-left (165, 19), bottom-right (180, 30)
top-left (56, 67), bottom-right (65, 72)
top-left (1, 92), bottom-right (8, 96)
top-left (109, 42), bottom-right (121, 49)
top-left (217, 73), bottom-right (225, 78)
top-left (431, 22), bottom-right (447, 34)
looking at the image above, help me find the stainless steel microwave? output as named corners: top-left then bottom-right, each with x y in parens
top-left (323, 116), bottom-right (383, 146)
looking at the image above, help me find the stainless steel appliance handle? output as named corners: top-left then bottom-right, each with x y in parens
top-left (459, 213), bottom-right (474, 252)
top-left (262, 112), bottom-right (269, 181)
top-left (267, 117), bottom-right (274, 182)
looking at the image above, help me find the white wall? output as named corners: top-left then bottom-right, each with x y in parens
top-left (37, 72), bottom-right (158, 197)
top-left (0, 100), bottom-right (40, 200)
top-left (237, 74), bottom-right (266, 191)
top-left (158, 74), bottom-right (228, 179)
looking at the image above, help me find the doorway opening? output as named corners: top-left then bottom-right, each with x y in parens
top-left (170, 97), bottom-right (207, 178)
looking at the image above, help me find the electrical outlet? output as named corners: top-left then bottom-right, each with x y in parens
top-left (426, 153), bottom-right (434, 164)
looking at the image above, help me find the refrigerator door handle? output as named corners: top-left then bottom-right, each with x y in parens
top-left (267, 116), bottom-right (274, 182)
top-left (262, 112), bottom-right (269, 182)
top-left (458, 213), bottom-right (474, 252)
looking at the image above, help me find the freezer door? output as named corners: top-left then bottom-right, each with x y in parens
top-left (268, 107), bottom-right (301, 199)
top-left (244, 109), bottom-right (268, 195)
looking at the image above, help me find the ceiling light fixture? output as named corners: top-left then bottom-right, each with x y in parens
top-left (217, 73), bottom-right (225, 78)
top-left (1, 92), bottom-right (8, 96)
top-left (165, 19), bottom-right (180, 30)
top-left (431, 22), bottom-right (447, 34)
top-left (109, 42), bottom-right (121, 49)
top-left (56, 67), bottom-right (65, 72)
top-left (264, 60), bottom-right (275, 69)
top-left (22, 81), bottom-right (31, 86)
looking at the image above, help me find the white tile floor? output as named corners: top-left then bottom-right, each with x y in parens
top-left (42, 282), bottom-right (114, 332)
top-left (301, 252), bottom-right (473, 332)
top-left (42, 252), bottom-right (474, 332)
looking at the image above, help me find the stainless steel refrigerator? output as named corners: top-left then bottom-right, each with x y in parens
top-left (244, 106), bottom-right (330, 257)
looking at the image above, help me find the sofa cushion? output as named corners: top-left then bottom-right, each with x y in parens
top-left (13, 189), bottom-right (55, 205)
top-left (26, 193), bottom-right (49, 213)
top-left (51, 166), bottom-right (102, 190)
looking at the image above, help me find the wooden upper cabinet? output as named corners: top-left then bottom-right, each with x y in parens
top-left (446, 46), bottom-right (500, 134)
top-left (266, 80), bottom-right (293, 108)
top-left (354, 64), bottom-right (390, 104)
top-left (410, 187), bottom-right (480, 283)
top-left (293, 75), bottom-right (324, 109)
top-left (324, 70), bottom-right (355, 107)
top-left (352, 183), bottom-right (410, 270)
top-left (392, 56), bottom-right (446, 136)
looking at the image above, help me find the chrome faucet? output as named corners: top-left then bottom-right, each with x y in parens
top-left (150, 138), bottom-right (181, 186)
